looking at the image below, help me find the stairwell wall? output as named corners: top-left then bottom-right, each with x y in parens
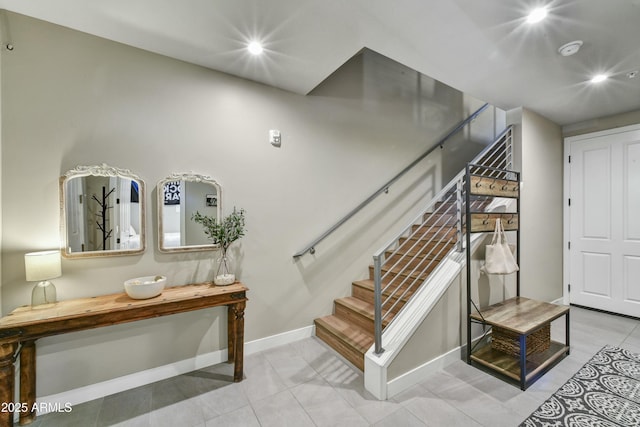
top-left (386, 273), bottom-right (462, 380)
top-left (515, 108), bottom-right (564, 301)
top-left (0, 12), bottom-right (497, 398)
top-left (563, 108), bottom-right (640, 137)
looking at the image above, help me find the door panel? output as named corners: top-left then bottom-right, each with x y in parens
top-left (568, 128), bottom-right (640, 317)
top-left (582, 252), bottom-right (611, 297)
top-left (582, 147), bottom-right (610, 239)
top-left (625, 256), bottom-right (640, 303)
top-left (625, 142), bottom-right (640, 240)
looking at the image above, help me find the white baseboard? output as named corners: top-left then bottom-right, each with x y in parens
top-left (386, 346), bottom-right (461, 399)
top-left (551, 297), bottom-right (565, 305)
top-left (245, 325), bottom-right (314, 354)
top-left (36, 325), bottom-right (314, 415)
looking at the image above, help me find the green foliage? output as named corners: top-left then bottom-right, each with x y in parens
top-left (192, 207), bottom-right (246, 252)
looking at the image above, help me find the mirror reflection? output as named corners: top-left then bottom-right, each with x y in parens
top-left (61, 164), bottom-right (145, 258)
top-left (158, 173), bottom-right (222, 252)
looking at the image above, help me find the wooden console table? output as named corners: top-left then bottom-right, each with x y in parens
top-left (0, 282), bottom-right (248, 426)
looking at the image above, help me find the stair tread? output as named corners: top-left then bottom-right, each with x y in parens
top-left (353, 278), bottom-right (392, 288)
top-left (353, 279), bottom-right (413, 296)
top-left (401, 231), bottom-right (457, 242)
top-left (386, 247), bottom-right (453, 262)
top-left (336, 296), bottom-right (374, 316)
top-left (315, 315), bottom-right (374, 353)
top-left (370, 261), bottom-right (436, 279)
top-left (335, 296), bottom-right (396, 323)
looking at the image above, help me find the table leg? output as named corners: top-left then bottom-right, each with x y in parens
top-left (229, 301), bottom-right (245, 382)
top-left (566, 311), bottom-right (571, 355)
top-left (519, 334), bottom-right (527, 390)
top-left (19, 341), bottom-right (36, 425)
top-left (0, 340), bottom-right (19, 427)
top-left (227, 305), bottom-right (235, 363)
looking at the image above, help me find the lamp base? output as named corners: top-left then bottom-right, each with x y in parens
top-left (32, 280), bottom-right (57, 305)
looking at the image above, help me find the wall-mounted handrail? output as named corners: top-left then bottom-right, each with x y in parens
top-left (292, 103), bottom-right (490, 259)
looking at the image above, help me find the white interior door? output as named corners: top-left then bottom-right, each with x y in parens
top-left (567, 126), bottom-right (640, 317)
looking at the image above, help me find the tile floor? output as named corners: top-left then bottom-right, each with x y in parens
top-left (29, 306), bottom-right (640, 426)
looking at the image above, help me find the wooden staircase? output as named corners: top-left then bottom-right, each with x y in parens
top-left (314, 196), bottom-right (493, 370)
top-left (314, 209), bottom-right (458, 370)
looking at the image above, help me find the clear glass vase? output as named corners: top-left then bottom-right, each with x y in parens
top-left (213, 251), bottom-right (236, 285)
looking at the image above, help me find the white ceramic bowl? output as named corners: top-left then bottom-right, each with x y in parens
top-left (124, 275), bottom-right (166, 299)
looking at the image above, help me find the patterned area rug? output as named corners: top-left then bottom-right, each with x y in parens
top-left (520, 345), bottom-right (640, 427)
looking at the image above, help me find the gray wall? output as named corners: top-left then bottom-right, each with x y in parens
top-left (563, 108), bottom-right (640, 137)
top-left (0, 12), bottom-right (495, 397)
top-left (519, 109), bottom-right (564, 301)
top-left (387, 274), bottom-right (463, 380)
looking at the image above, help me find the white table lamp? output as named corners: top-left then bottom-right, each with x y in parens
top-left (25, 250), bottom-right (61, 305)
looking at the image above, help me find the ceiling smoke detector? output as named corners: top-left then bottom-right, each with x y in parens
top-left (558, 40), bottom-right (583, 57)
top-left (627, 71), bottom-right (638, 79)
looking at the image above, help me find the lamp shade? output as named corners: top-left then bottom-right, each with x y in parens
top-left (25, 250), bottom-right (62, 282)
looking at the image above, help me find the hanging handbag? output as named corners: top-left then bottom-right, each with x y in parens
top-left (483, 218), bottom-right (519, 274)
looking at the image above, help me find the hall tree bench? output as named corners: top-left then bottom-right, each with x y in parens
top-left (0, 282), bottom-right (248, 426)
top-left (464, 164), bottom-right (570, 389)
top-left (469, 297), bottom-right (570, 390)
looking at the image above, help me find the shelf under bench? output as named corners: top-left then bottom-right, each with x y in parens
top-left (469, 297), bottom-right (570, 390)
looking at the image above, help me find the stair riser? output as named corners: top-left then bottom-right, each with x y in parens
top-left (334, 302), bottom-right (374, 331)
top-left (385, 244), bottom-right (455, 265)
top-left (422, 214), bottom-right (457, 227)
top-left (352, 284), bottom-right (376, 304)
top-left (432, 199), bottom-right (488, 213)
top-left (381, 255), bottom-right (446, 274)
top-left (352, 282), bottom-right (416, 306)
top-left (396, 238), bottom-right (456, 256)
top-left (431, 203), bottom-right (457, 215)
top-left (315, 322), bottom-right (365, 370)
top-left (334, 300), bottom-right (395, 330)
top-left (411, 224), bottom-right (457, 236)
top-left (368, 261), bottom-right (437, 281)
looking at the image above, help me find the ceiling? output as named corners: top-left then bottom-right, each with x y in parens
top-left (1, 0), bottom-right (639, 126)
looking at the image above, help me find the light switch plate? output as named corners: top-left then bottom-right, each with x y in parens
top-left (269, 129), bottom-right (281, 147)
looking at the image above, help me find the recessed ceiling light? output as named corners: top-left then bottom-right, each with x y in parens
top-left (527, 7), bottom-right (548, 23)
top-left (590, 74), bottom-right (608, 83)
top-left (558, 40), bottom-right (583, 57)
top-left (247, 41), bottom-right (263, 55)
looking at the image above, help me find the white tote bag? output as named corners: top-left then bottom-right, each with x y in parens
top-left (484, 218), bottom-right (519, 275)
